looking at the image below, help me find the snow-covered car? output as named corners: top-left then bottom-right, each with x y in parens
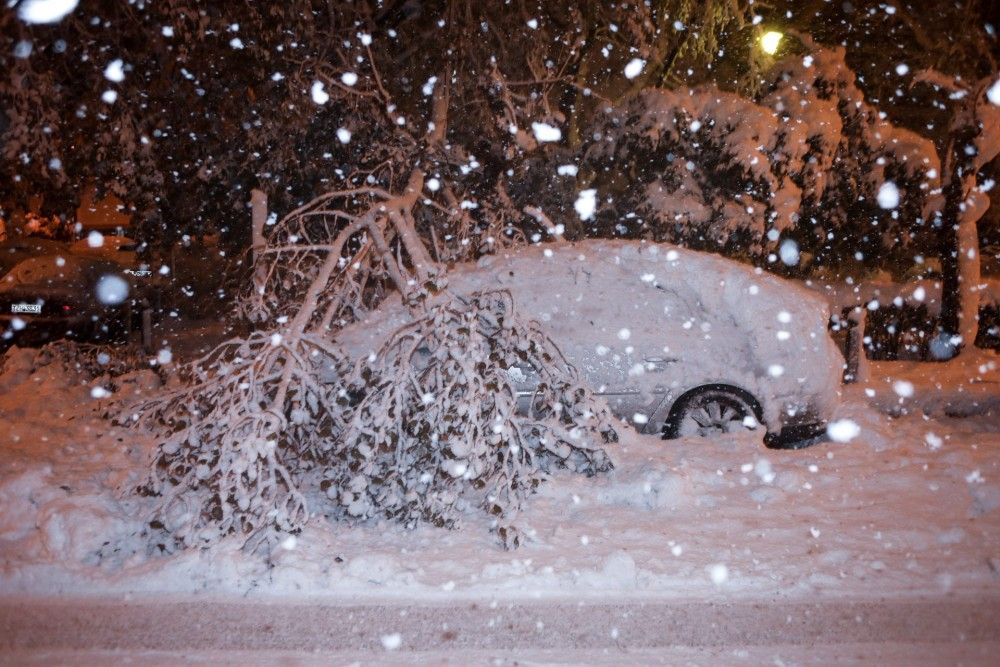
top-left (0, 236), bottom-right (66, 277)
top-left (0, 253), bottom-right (142, 348)
top-left (336, 241), bottom-right (844, 447)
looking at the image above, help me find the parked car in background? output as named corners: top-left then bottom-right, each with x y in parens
top-left (0, 236), bottom-right (67, 277)
top-left (0, 236), bottom-right (153, 349)
top-left (335, 241), bottom-right (845, 447)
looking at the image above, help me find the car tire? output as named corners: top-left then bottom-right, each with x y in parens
top-left (662, 386), bottom-right (761, 439)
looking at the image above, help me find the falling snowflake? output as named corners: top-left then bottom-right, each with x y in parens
top-left (17, 0), bottom-right (79, 24)
top-left (892, 379), bottom-right (914, 398)
top-left (311, 81), bottom-right (329, 105)
top-left (708, 563), bottom-right (728, 585)
top-left (103, 59), bottom-right (125, 82)
top-left (623, 58), bottom-right (646, 79)
top-left (985, 77), bottom-right (1000, 106)
top-left (96, 275), bottom-right (128, 305)
top-left (827, 419), bottom-right (861, 443)
top-left (531, 122), bottom-right (562, 143)
top-left (779, 239), bottom-right (800, 266)
top-left (574, 189), bottom-right (597, 220)
top-left (877, 181), bottom-right (900, 209)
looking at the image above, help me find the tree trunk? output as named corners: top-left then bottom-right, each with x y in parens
top-left (939, 169), bottom-right (988, 352)
top-left (956, 187), bottom-right (989, 347)
top-left (250, 188), bottom-right (268, 294)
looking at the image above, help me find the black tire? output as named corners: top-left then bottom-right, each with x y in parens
top-left (663, 386), bottom-right (761, 439)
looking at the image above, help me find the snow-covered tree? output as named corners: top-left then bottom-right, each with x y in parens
top-left (912, 72), bottom-right (1000, 351)
top-left (581, 43), bottom-right (940, 266)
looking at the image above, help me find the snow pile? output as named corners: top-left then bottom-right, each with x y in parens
top-left (1, 353), bottom-right (999, 604)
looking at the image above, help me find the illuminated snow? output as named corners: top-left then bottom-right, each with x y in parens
top-left (827, 419), bottom-right (861, 443)
top-left (103, 59), bottom-right (125, 83)
top-left (574, 189), bottom-right (597, 220)
top-left (877, 181), bottom-right (900, 209)
top-left (531, 122), bottom-right (562, 143)
top-left (623, 58), bottom-right (646, 80)
top-left (17, 0), bottom-right (78, 24)
top-left (95, 275), bottom-right (128, 305)
top-left (310, 81), bottom-right (329, 105)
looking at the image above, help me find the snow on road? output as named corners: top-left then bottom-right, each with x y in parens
top-left (1, 346), bottom-right (998, 604)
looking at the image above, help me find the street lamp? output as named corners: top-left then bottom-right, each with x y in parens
top-left (760, 31), bottom-right (783, 55)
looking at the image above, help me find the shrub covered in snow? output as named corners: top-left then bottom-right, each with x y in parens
top-left (319, 290), bottom-right (615, 548)
top-left (131, 290), bottom-right (615, 554)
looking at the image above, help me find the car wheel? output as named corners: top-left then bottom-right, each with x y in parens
top-left (663, 387), bottom-right (759, 439)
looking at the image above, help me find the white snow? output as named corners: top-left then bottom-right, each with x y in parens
top-left (229, 37), bottom-right (244, 50)
top-left (557, 165), bottom-right (578, 177)
top-left (341, 72), bottom-right (359, 86)
top-left (16, 0), bottom-right (78, 24)
top-left (531, 122), bottom-right (562, 143)
top-left (310, 81), bottom-right (329, 105)
top-left (1, 344), bottom-right (999, 606)
top-left (779, 239), bottom-right (800, 266)
top-left (892, 379), bottom-right (915, 398)
top-left (380, 633), bottom-right (402, 650)
top-left (89, 386), bottom-right (111, 399)
top-left (336, 127), bottom-right (352, 144)
top-left (426, 178), bottom-right (440, 192)
top-left (877, 181), bottom-right (900, 209)
top-left (986, 77), bottom-right (1000, 106)
top-left (103, 59), bottom-right (125, 83)
top-left (86, 230), bottom-right (104, 248)
top-left (708, 563), bottom-right (729, 585)
top-left (101, 90), bottom-right (118, 104)
top-left (95, 274), bottom-right (128, 305)
top-left (574, 189), bottom-right (597, 220)
top-left (623, 58), bottom-right (646, 80)
top-left (826, 419), bottom-right (861, 443)
top-left (895, 63), bottom-right (909, 76)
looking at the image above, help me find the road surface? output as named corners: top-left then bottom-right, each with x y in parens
top-left (2, 595), bottom-right (999, 664)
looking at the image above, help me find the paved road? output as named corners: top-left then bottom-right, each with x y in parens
top-left (2, 596), bottom-right (999, 664)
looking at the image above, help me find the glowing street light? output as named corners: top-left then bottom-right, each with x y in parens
top-left (760, 30), bottom-right (783, 55)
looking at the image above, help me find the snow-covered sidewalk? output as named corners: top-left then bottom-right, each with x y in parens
top-left (863, 348), bottom-right (1000, 418)
top-left (1, 347), bottom-right (998, 603)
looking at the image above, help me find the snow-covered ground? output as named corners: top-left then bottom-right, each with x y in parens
top-left (1, 344), bottom-right (998, 603)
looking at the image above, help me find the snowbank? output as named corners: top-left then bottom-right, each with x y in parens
top-left (1, 344), bottom-right (998, 604)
